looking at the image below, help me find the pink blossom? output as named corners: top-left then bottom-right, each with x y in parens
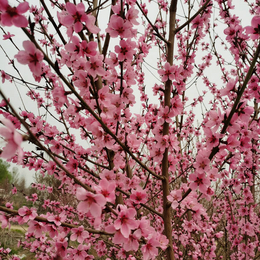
top-left (60, 2), bottom-right (100, 34)
top-left (115, 39), bottom-right (136, 61)
top-left (18, 206), bottom-right (37, 222)
top-left (47, 186), bottom-right (53, 193)
top-left (130, 188), bottom-right (147, 204)
top-left (85, 54), bottom-right (105, 78)
top-left (245, 16), bottom-right (260, 40)
top-left (27, 220), bottom-right (45, 238)
top-left (46, 224), bottom-right (58, 238)
top-left (0, 213), bottom-right (9, 229)
top-left (71, 225), bottom-right (89, 243)
top-left (55, 240), bottom-right (68, 258)
top-left (205, 108), bottom-right (222, 132)
top-left (1, 70), bottom-right (11, 83)
top-left (158, 106), bottom-right (175, 125)
top-left (72, 244), bottom-right (90, 260)
top-left (31, 193), bottom-right (38, 202)
top-left (95, 178), bottom-right (116, 203)
top-left (123, 231), bottom-right (141, 252)
top-left (158, 233), bottom-right (169, 250)
top-left (194, 151), bottom-right (210, 173)
top-left (141, 236), bottom-right (160, 260)
top-left (11, 186), bottom-right (17, 194)
top-left (106, 15), bottom-right (133, 38)
top-left (15, 41), bottom-right (44, 76)
top-left (0, 0), bottom-right (29, 27)
top-left (126, 7), bottom-right (139, 25)
top-left (167, 189), bottom-right (182, 209)
top-left (226, 134), bottom-right (240, 151)
top-left (82, 40), bottom-right (97, 57)
top-left (204, 127), bottom-right (220, 148)
top-left (158, 62), bottom-right (181, 82)
top-left (189, 172), bottom-right (210, 194)
top-left (76, 187), bottom-right (106, 217)
top-left (191, 15), bottom-right (204, 29)
top-left (5, 202), bottom-right (12, 209)
top-left (106, 52), bottom-right (119, 67)
top-left (236, 105), bottom-right (254, 123)
top-left (114, 205), bottom-right (138, 238)
top-left (171, 96), bottom-right (183, 116)
top-left (0, 118), bottom-right (23, 160)
top-left (127, 134), bottom-right (141, 151)
top-left (3, 31), bottom-right (14, 40)
top-left (47, 212), bottom-right (66, 226)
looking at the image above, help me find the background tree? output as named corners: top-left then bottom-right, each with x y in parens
top-left (0, 158), bottom-right (11, 205)
top-left (0, 158), bottom-right (11, 184)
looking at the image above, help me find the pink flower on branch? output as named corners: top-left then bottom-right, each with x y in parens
top-left (3, 31), bottom-right (14, 40)
top-left (71, 226), bottom-right (89, 243)
top-left (106, 15), bottom-right (133, 38)
top-left (0, 213), bottom-right (10, 229)
top-left (158, 62), bottom-right (182, 82)
top-left (194, 150), bottom-right (210, 173)
top-left (141, 236), bottom-right (160, 260)
top-left (47, 212), bottom-right (66, 226)
top-left (27, 220), bottom-right (46, 238)
top-left (85, 54), bottom-right (105, 78)
top-left (245, 16), bottom-right (260, 40)
top-left (158, 106), bottom-right (175, 125)
top-left (167, 189), bottom-right (182, 209)
top-left (189, 172), bottom-right (210, 194)
top-left (76, 187), bottom-right (106, 218)
top-left (130, 187), bottom-right (147, 204)
top-left (1, 70), bottom-right (11, 83)
top-left (123, 231), bottom-right (141, 252)
top-left (115, 39), bottom-right (136, 61)
top-left (114, 205), bottom-right (138, 238)
top-left (55, 234), bottom-right (68, 258)
top-left (60, 2), bottom-right (100, 34)
top-left (0, 118), bottom-right (23, 160)
top-left (18, 206), bottom-right (37, 222)
top-left (15, 41), bottom-right (44, 76)
top-left (0, 0), bottom-right (29, 27)
top-left (95, 178), bottom-right (116, 203)
top-left (71, 244), bottom-right (90, 260)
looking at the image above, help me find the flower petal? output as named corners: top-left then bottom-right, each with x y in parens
top-left (17, 2), bottom-right (30, 14)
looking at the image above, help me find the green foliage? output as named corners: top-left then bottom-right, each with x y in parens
top-left (0, 227), bottom-right (32, 259)
top-left (0, 158), bottom-right (11, 184)
top-left (12, 229), bottom-right (26, 235)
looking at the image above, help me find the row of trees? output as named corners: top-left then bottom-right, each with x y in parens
top-left (0, 159), bottom-right (32, 209)
top-left (1, 0), bottom-right (260, 259)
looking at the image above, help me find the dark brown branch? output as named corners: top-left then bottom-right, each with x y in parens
top-left (175, 0), bottom-right (211, 34)
top-left (102, 0), bottom-right (117, 58)
top-left (136, 1), bottom-right (169, 44)
top-left (209, 40), bottom-right (260, 160)
top-left (0, 206), bottom-right (112, 236)
top-left (40, 0), bottom-right (67, 45)
top-left (161, 1), bottom-right (178, 260)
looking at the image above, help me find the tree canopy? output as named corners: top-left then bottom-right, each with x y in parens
top-left (1, 0), bottom-right (260, 259)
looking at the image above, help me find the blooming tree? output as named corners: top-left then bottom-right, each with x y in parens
top-left (1, 0), bottom-right (260, 259)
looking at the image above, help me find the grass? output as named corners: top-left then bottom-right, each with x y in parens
top-left (0, 226), bottom-right (34, 259)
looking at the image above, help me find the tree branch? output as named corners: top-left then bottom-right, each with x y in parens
top-left (175, 0), bottom-right (211, 34)
top-left (0, 206), bottom-right (112, 236)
